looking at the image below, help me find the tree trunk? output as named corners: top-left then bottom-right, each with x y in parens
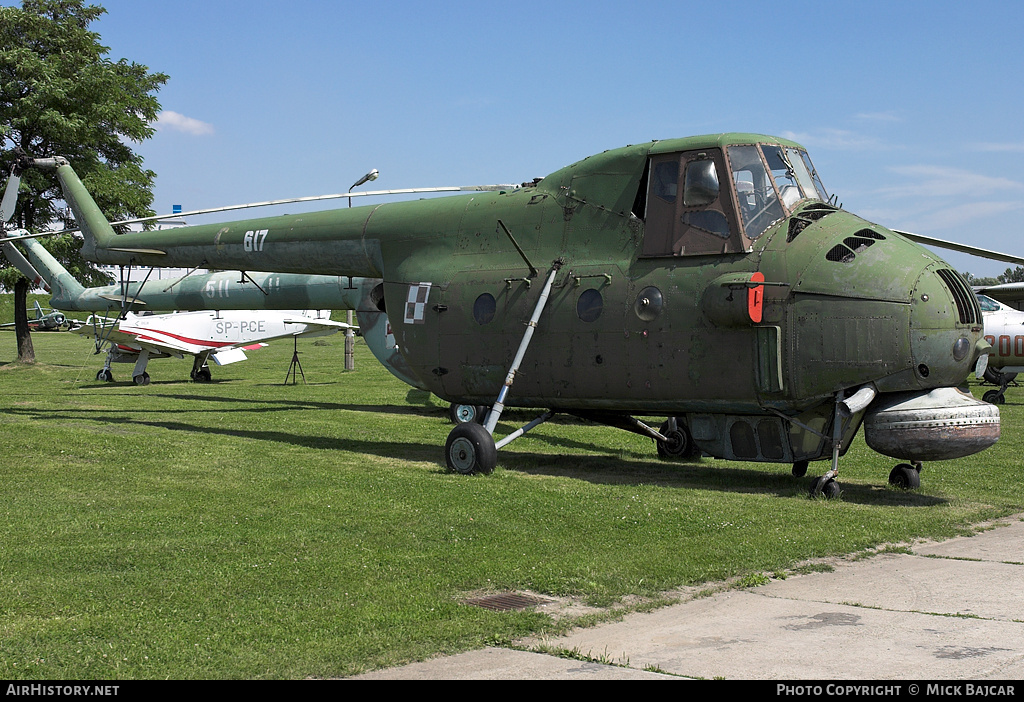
top-left (14, 278), bottom-right (35, 364)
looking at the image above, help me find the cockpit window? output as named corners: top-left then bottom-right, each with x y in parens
top-left (797, 149), bottom-right (829, 201)
top-left (642, 149), bottom-right (742, 257)
top-left (727, 145), bottom-right (784, 240)
top-left (976, 294), bottom-right (1002, 312)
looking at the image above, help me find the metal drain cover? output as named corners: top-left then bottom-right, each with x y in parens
top-left (462, 592), bottom-right (554, 612)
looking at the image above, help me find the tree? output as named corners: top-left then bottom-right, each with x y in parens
top-left (0, 0), bottom-right (167, 361)
top-left (997, 266), bottom-right (1024, 285)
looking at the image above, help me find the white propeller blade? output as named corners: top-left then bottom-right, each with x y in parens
top-left (0, 167), bottom-right (20, 224)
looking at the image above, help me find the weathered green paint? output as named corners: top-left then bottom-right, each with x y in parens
top-left (33, 133), bottom-right (998, 468)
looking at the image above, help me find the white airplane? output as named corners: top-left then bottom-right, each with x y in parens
top-left (76, 308), bottom-right (351, 385)
top-left (974, 291), bottom-right (1024, 404)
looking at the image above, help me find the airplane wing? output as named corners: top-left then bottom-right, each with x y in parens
top-left (974, 282), bottom-right (1024, 304)
top-left (281, 317), bottom-right (356, 338)
top-left (71, 317), bottom-right (199, 357)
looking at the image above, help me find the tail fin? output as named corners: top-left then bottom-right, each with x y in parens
top-left (20, 238), bottom-right (88, 308)
top-left (0, 239), bottom-right (49, 292)
top-left (33, 300), bottom-right (43, 318)
top-left (22, 158), bottom-right (119, 261)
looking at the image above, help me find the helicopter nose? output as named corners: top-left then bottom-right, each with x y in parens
top-left (907, 263), bottom-right (987, 387)
top-left (861, 262), bottom-right (999, 462)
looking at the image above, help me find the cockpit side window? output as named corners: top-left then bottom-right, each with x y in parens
top-left (976, 294), bottom-right (1002, 312)
top-left (641, 148), bottom-right (744, 257)
top-left (727, 145), bottom-right (785, 241)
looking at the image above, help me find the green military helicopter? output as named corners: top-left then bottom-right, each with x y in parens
top-left (6, 134), bottom-right (1004, 496)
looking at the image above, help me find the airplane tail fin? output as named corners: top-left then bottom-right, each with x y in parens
top-left (33, 300), bottom-right (43, 318)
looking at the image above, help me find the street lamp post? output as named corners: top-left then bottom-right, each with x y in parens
top-left (345, 169), bottom-right (378, 370)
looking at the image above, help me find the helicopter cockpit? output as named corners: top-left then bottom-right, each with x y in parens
top-left (642, 142), bottom-right (829, 257)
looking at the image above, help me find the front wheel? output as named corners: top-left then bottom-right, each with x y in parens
top-left (888, 463), bottom-right (921, 490)
top-left (445, 422), bottom-right (497, 475)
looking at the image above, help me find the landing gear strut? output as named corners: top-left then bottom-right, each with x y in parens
top-left (444, 260), bottom-right (562, 475)
top-left (982, 367), bottom-right (1016, 405)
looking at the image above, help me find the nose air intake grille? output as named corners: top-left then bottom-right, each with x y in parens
top-left (936, 268), bottom-right (982, 325)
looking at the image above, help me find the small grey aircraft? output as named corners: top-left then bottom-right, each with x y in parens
top-left (0, 300), bottom-right (76, 332)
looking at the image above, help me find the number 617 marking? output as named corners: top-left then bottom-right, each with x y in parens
top-left (243, 229), bottom-right (269, 252)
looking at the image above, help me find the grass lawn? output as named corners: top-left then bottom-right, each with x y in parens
top-left (0, 320), bottom-right (1021, 679)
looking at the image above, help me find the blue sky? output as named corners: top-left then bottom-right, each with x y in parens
top-left (11, 0), bottom-right (1024, 276)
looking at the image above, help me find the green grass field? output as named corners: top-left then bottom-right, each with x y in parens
top-left (0, 315), bottom-right (1021, 679)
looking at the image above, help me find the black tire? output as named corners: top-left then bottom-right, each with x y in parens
top-left (656, 417), bottom-right (701, 460)
top-left (96, 369), bottom-right (113, 382)
top-left (809, 476), bottom-right (841, 499)
top-left (133, 372), bottom-right (150, 386)
top-left (982, 390), bottom-right (1005, 405)
top-left (192, 367), bottom-right (212, 382)
top-left (449, 403), bottom-right (486, 425)
top-left (792, 460), bottom-right (809, 478)
top-left (445, 422), bottom-right (497, 475)
top-left (888, 463), bottom-right (921, 490)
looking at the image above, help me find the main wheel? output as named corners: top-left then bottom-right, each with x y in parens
top-left (133, 372), bottom-right (151, 386)
top-left (792, 460), bottom-right (809, 477)
top-left (191, 367), bottom-right (212, 382)
top-left (888, 463), bottom-right (921, 489)
top-left (449, 403), bottom-right (487, 425)
top-left (656, 418), bottom-right (701, 460)
top-left (445, 422), bottom-right (497, 475)
top-left (809, 476), bottom-right (841, 499)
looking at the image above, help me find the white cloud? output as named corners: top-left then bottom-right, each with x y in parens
top-left (781, 128), bottom-right (884, 151)
top-left (854, 111), bottom-right (903, 123)
top-left (894, 201), bottom-right (1024, 233)
top-left (155, 111), bottom-right (215, 136)
top-left (975, 142), bottom-right (1024, 153)
top-left (879, 165), bottom-right (1024, 200)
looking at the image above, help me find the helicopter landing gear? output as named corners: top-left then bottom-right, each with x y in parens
top-left (96, 368), bottom-right (114, 382)
top-left (445, 422), bottom-right (496, 475)
top-left (133, 372), bottom-right (151, 386)
top-left (982, 389), bottom-right (1005, 405)
top-left (888, 461), bottom-right (922, 490)
top-left (655, 417), bottom-right (701, 460)
top-left (792, 460), bottom-right (808, 478)
top-left (982, 368), bottom-right (1016, 405)
top-left (449, 403), bottom-right (488, 425)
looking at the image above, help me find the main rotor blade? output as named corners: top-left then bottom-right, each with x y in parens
top-left (0, 167), bottom-right (19, 224)
top-left (895, 230), bottom-right (1024, 267)
top-left (22, 184), bottom-right (522, 238)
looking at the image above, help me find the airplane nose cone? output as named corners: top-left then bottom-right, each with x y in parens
top-left (863, 387), bottom-right (1000, 461)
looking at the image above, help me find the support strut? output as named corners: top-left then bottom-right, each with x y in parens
top-left (483, 260), bottom-right (563, 435)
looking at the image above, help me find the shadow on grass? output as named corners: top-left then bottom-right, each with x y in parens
top-left (11, 403), bottom-right (948, 508)
top-left (503, 451), bottom-right (949, 507)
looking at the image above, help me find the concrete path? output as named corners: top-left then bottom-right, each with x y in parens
top-left (351, 516), bottom-right (1024, 680)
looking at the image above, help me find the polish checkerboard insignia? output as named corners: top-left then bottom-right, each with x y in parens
top-left (404, 282), bottom-right (432, 324)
